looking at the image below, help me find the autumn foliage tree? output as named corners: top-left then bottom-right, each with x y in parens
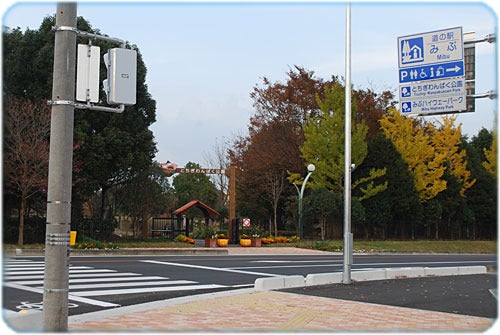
top-left (230, 67), bottom-right (336, 235)
top-left (380, 109), bottom-right (447, 202)
top-left (3, 95), bottom-right (50, 246)
top-left (299, 82), bottom-right (387, 238)
top-left (428, 115), bottom-right (476, 196)
top-left (482, 130), bottom-right (497, 179)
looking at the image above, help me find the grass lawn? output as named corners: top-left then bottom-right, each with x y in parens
top-left (292, 239), bottom-right (497, 254)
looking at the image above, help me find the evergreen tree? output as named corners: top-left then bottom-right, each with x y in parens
top-left (3, 16), bottom-right (158, 240)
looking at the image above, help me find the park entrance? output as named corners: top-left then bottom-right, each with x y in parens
top-left (158, 162), bottom-right (237, 242)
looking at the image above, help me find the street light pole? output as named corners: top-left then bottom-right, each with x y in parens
top-left (295, 164), bottom-right (315, 239)
top-left (43, 2), bottom-right (77, 331)
top-left (343, 2), bottom-right (353, 285)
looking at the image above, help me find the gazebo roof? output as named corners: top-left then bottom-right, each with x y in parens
top-left (172, 200), bottom-right (220, 220)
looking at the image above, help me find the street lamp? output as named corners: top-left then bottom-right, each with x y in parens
top-left (293, 163), bottom-right (315, 239)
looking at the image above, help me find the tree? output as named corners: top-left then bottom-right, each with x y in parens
top-left (117, 165), bottom-right (171, 238)
top-left (482, 130), bottom-right (497, 179)
top-left (230, 67), bottom-right (336, 234)
top-left (232, 121), bottom-right (301, 236)
top-left (428, 115), bottom-right (475, 196)
top-left (300, 82), bottom-right (387, 238)
top-left (3, 16), bottom-right (158, 240)
top-left (301, 82), bottom-right (389, 196)
top-left (305, 187), bottom-right (341, 240)
top-left (249, 66), bottom-right (336, 128)
top-left (3, 95), bottom-right (50, 246)
top-left (203, 138), bottom-right (231, 217)
top-left (379, 108), bottom-right (447, 202)
top-left (172, 162), bottom-right (218, 209)
top-left (465, 129), bottom-right (497, 239)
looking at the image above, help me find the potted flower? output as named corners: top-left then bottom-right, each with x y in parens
top-left (251, 234), bottom-right (262, 247)
top-left (239, 234), bottom-right (251, 247)
top-left (201, 226), bottom-right (218, 248)
top-left (216, 233), bottom-right (229, 247)
top-left (250, 227), bottom-right (263, 247)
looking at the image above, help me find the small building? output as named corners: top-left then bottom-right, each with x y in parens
top-left (151, 200), bottom-right (220, 238)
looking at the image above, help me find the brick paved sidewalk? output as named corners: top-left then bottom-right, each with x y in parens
top-left (69, 291), bottom-right (493, 332)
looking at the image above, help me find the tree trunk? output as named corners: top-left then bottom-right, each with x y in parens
top-left (273, 203), bottom-right (278, 238)
top-left (18, 195), bottom-right (27, 246)
top-left (142, 210), bottom-right (149, 238)
top-left (320, 217), bottom-right (326, 240)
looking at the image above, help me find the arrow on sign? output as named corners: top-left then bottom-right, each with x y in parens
top-left (446, 65), bottom-right (462, 73)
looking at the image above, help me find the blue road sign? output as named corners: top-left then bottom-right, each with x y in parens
top-left (399, 60), bottom-right (464, 83)
top-left (398, 27), bottom-right (466, 115)
top-left (398, 27), bottom-right (463, 68)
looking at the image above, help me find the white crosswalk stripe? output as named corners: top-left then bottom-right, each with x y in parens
top-left (3, 258), bottom-right (227, 307)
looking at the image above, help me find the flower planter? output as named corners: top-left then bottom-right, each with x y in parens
top-left (217, 239), bottom-right (228, 247)
top-left (205, 238), bottom-right (217, 248)
top-left (239, 239), bottom-right (251, 247)
top-left (251, 238), bottom-right (262, 247)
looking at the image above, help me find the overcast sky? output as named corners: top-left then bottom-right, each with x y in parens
top-left (2, 0), bottom-right (498, 168)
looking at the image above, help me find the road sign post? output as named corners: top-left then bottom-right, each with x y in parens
top-left (398, 27), bottom-right (466, 115)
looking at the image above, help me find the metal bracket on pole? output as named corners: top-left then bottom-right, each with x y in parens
top-left (468, 90), bottom-right (497, 100)
top-left (48, 100), bottom-right (125, 113)
top-left (464, 33), bottom-right (496, 45)
top-left (54, 25), bottom-right (126, 47)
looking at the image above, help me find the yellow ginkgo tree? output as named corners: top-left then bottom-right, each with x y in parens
top-left (428, 115), bottom-right (476, 196)
top-left (379, 108), bottom-right (447, 202)
top-left (380, 109), bottom-right (475, 202)
top-left (482, 131), bottom-right (497, 179)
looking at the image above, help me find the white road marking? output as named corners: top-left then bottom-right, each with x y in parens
top-left (56, 280), bottom-right (197, 290)
top-left (72, 284), bottom-right (226, 297)
top-left (141, 260), bottom-right (281, 277)
top-left (13, 276), bottom-right (167, 285)
top-left (5, 282), bottom-right (120, 307)
top-left (4, 272), bottom-right (141, 281)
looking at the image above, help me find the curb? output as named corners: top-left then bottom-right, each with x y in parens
top-left (3, 248), bottom-right (229, 257)
top-left (254, 266), bottom-right (488, 291)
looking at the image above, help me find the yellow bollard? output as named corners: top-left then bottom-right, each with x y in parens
top-left (70, 231), bottom-right (77, 246)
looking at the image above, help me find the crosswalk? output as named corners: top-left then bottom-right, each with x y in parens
top-left (3, 258), bottom-right (226, 307)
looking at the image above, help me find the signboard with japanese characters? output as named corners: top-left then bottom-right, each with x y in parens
top-left (398, 27), bottom-right (466, 115)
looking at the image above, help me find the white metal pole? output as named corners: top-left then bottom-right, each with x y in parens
top-left (343, 2), bottom-right (353, 284)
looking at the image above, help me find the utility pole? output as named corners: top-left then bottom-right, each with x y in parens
top-left (227, 165), bottom-right (236, 243)
top-left (343, 2), bottom-right (353, 285)
top-left (43, 2), bottom-right (77, 331)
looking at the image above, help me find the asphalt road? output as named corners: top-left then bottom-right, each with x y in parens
top-left (3, 253), bottom-right (496, 316)
top-left (284, 273), bottom-right (497, 318)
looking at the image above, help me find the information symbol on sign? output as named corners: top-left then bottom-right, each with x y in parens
top-left (401, 37), bottom-right (424, 65)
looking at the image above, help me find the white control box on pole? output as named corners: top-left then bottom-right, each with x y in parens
top-left (76, 44), bottom-right (100, 103)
